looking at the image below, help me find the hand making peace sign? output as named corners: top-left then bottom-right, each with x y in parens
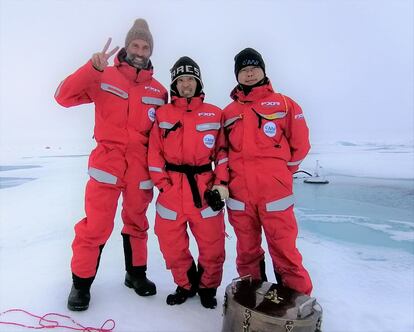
top-left (91, 38), bottom-right (119, 71)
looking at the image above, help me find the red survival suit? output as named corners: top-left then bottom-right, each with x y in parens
top-left (223, 80), bottom-right (313, 295)
top-left (148, 95), bottom-right (227, 291)
top-left (55, 49), bottom-right (167, 279)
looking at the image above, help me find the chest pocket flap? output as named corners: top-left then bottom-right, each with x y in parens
top-left (224, 116), bottom-right (242, 128)
top-left (101, 83), bottom-right (128, 99)
top-left (159, 121), bottom-right (182, 138)
top-left (257, 111), bottom-right (287, 120)
top-left (142, 96), bottom-right (165, 106)
top-left (196, 122), bottom-right (221, 131)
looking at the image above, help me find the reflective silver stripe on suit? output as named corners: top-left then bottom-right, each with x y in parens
top-left (200, 206), bottom-right (221, 218)
top-left (266, 194), bottom-right (295, 212)
top-left (196, 122), bottom-right (221, 131)
top-left (100, 83), bottom-right (128, 99)
top-left (139, 179), bottom-right (154, 189)
top-left (149, 166), bottom-right (163, 173)
top-left (226, 198), bottom-right (245, 211)
top-left (88, 167), bottom-right (117, 185)
top-left (217, 157), bottom-right (228, 165)
top-left (156, 202), bottom-right (177, 220)
top-left (287, 159), bottom-right (303, 166)
top-left (224, 116), bottom-right (241, 127)
top-left (159, 122), bottom-right (175, 129)
top-left (142, 96), bottom-right (165, 106)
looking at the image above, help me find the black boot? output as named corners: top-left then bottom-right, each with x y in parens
top-left (196, 264), bottom-right (218, 308)
top-left (166, 262), bottom-right (198, 306)
top-left (67, 285), bottom-right (90, 311)
top-left (122, 234), bottom-right (156, 296)
top-left (166, 286), bottom-right (196, 305)
top-left (198, 288), bottom-right (217, 309)
top-left (67, 274), bottom-right (93, 311)
top-left (125, 271), bottom-right (156, 296)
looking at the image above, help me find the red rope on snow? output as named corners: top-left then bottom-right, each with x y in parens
top-left (0, 308), bottom-right (115, 331)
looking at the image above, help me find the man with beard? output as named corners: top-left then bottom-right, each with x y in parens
top-left (55, 19), bottom-right (167, 311)
top-left (223, 48), bottom-right (313, 295)
top-left (148, 56), bottom-right (228, 309)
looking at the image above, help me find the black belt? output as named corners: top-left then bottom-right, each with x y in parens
top-left (165, 162), bottom-right (212, 208)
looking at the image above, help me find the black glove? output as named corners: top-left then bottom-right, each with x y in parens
top-left (204, 189), bottom-right (225, 211)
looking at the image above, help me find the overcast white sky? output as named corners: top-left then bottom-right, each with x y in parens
top-left (0, 0), bottom-right (413, 152)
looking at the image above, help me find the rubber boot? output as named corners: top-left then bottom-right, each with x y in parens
top-left (198, 287), bottom-right (217, 309)
top-left (122, 233), bottom-right (156, 296)
top-left (166, 262), bottom-right (198, 305)
top-left (67, 274), bottom-right (94, 311)
top-left (166, 286), bottom-right (195, 305)
top-left (124, 267), bottom-right (156, 296)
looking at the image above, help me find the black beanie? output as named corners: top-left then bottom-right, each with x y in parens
top-left (234, 48), bottom-right (266, 78)
top-left (170, 56), bottom-right (204, 96)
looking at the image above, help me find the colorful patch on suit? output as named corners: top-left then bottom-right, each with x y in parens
top-left (148, 108), bottom-right (156, 122)
top-left (203, 134), bottom-right (215, 148)
top-left (258, 112), bottom-right (286, 120)
top-left (263, 122), bottom-right (277, 137)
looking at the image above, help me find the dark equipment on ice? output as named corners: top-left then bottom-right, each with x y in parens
top-left (303, 177), bottom-right (329, 185)
top-left (295, 160), bottom-right (329, 185)
top-left (221, 277), bottom-right (323, 332)
top-left (204, 189), bottom-right (225, 211)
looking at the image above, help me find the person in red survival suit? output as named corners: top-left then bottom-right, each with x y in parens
top-left (223, 48), bottom-right (313, 295)
top-left (148, 56), bottom-right (229, 309)
top-left (54, 19), bottom-right (168, 311)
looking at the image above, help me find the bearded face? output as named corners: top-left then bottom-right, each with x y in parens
top-left (125, 39), bottom-right (151, 69)
top-left (126, 53), bottom-right (149, 69)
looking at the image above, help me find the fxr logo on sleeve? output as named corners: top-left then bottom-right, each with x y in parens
top-left (295, 113), bottom-right (305, 120)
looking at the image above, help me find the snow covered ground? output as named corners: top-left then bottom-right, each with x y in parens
top-left (0, 142), bottom-right (413, 332)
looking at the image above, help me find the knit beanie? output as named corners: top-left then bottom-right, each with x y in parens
top-left (125, 19), bottom-right (153, 55)
top-left (234, 48), bottom-right (266, 78)
top-left (170, 56), bottom-right (204, 96)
